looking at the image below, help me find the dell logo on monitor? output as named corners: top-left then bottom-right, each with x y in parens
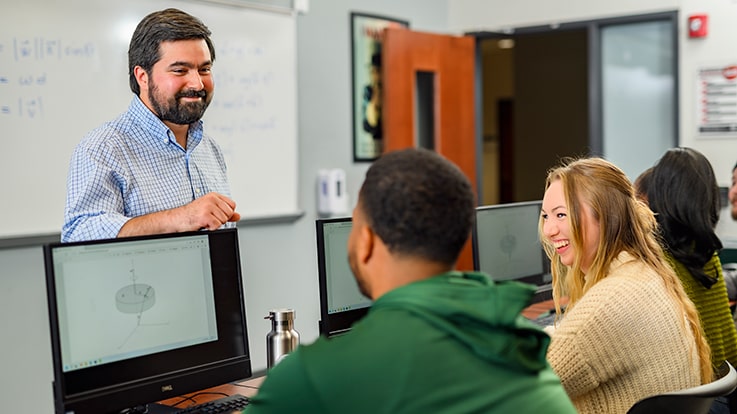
top-left (161, 385), bottom-right (174, 392)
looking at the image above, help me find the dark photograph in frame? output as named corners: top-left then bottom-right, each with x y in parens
top-left (350, 12), bottom-right (409, 162)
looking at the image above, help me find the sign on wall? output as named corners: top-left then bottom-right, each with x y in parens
top-left (697, 64), bottom-right (737, 135)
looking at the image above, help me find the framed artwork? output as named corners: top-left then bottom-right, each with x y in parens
top-left (350, 12), bottom-right (409, 162)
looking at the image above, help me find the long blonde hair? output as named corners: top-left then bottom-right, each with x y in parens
top-left (540, 157), bottom-right (712, 383)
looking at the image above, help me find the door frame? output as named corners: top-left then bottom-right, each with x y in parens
top-left (469, 10), bottom-right (679, 202)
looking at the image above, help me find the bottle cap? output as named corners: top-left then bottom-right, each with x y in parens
top-left (265, 308), bottom-right (296, 322)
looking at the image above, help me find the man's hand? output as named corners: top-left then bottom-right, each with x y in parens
top-left (118, 192), bottom-right (241, 238)
top-left (181, 192), bottom-right (241, 231)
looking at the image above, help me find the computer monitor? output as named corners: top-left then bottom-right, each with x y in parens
top-left (44, 228), bottom-right (252, 414)
top-left (472, 201), bottom-right (553, 303)
top-left (315, 217), bottom-right (372, 338)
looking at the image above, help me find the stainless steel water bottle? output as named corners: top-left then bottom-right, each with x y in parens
top-left (265, 308), bottom-right (300, 369)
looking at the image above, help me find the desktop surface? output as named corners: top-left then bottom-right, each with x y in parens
top-left (155, 376), bottom-right (265, 413)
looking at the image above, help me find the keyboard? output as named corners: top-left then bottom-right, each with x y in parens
top-left (531, 311), bottom-right (557, 327)
top-left (174, 394), bottom-right (250, 413)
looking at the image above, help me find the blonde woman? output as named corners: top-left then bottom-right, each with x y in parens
top-left (540, 157), bottom-right (712, 414)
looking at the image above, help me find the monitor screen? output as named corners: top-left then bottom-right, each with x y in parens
top-left (315, 217), bottom-right (372, 338)
top-left (44, 228), bottom-right (252, 414)
top-left (472, 201), bottom-right (552, 302)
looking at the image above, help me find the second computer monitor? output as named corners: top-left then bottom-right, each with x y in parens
top-left (315, 217), bottom-right (372, 338)
top-left (472, 201), bottom-right (552, 301)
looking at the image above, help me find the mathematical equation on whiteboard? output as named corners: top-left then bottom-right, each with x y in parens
top-left (0, 37), bottom-right (96, 120)
top-left (0, 35), bottom-right (281, 135)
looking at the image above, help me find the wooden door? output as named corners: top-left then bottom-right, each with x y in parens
top-left (382, 28), bottom-right (476, 271)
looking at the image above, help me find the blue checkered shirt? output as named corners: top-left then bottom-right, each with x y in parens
top-left (62, 96), bottom-right (234, 242)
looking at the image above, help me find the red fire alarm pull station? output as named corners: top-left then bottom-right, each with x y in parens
top-left (688, 14), bottom-right (708, 38)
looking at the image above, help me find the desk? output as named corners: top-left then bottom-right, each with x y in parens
top-left (157, 376), bottom-right (265, 410)
top-left (521, 297), bottom-right (568, 320)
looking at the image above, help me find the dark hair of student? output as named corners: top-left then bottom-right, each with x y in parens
top-left (633, 167), bottom-right (653, 204)
top-left (645, 147), bottom-right (722, 288)
top-left (358, 148), bottom-right (476, 266)
top-left (127, 8), bottom-right (215, 95)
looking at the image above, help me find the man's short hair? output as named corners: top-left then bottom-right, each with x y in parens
top-left (359, 148), bottom-right (476, 265)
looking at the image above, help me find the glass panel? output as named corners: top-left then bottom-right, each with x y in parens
top-left (415, 71), bottom-right (436, 150)
top-left (601, 20), bottom-right (675, 180)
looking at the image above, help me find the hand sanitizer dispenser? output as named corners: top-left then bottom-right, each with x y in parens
top-left (317, 169), bottom-right (331, 216)
top-left (317, 168), bottom-right (349, 216)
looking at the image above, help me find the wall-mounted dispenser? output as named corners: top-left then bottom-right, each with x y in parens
top-left (317, 168), bottom-right (349, 217)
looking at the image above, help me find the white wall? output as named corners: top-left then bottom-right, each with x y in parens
top-left (679, 0), bottom-right (737, 180)
top-left (0, 246), bottom-right (52, 411)
top-left (679, 0), bottom-right (737, 242)
top-left (449, 0), bottom-right (737, 241)
top-left (447, 0), bottom-right (678, 32)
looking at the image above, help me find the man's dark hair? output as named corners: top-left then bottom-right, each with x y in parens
top-left (645, 147), bottom-right (722, 288)
top-left (128, 8), bottom-right (215, 95)
top-left (359, 148), bottom-right (476, 265)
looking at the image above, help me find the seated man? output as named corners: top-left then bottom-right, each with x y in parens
top-left (244, 148), bottom-right (575, 414)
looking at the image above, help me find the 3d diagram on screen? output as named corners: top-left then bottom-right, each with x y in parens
top-left (115, 283), bottom-right (155, 314)
top-left (116, 260), bottom-right (168, 349)
top-left (116, 260), bottom-right (156, 314)
top-left (499, 228), bottom-right (517, 260)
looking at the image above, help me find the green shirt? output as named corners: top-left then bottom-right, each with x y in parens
top-left (667, 252), bottom-right (737, 370)
top-left (244, 272), bottom-right (575, 414)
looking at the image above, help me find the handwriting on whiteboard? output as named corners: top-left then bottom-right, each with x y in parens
top-left (0, 37), bottom-right (95, 120)
top-left (1, 35), bottom-right (280, 134)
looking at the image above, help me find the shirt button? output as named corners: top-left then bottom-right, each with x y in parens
top-left (195, 188), bottom-right (201, 194)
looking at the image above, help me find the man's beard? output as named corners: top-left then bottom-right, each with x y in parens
top-left (149, 83), bottom-right (212, 125)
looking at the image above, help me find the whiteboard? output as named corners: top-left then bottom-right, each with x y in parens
top-left (0, 0), bottom-right (299, 240)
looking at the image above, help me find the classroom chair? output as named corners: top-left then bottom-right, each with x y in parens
top-left (626, 361), bottom-right (737, 414)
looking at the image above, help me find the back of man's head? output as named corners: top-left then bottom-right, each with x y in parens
top-left (359, 148), bottom-right (475, 266)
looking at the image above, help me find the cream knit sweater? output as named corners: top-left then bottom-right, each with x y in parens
top-left (547, 252), bottom-right (702, 414)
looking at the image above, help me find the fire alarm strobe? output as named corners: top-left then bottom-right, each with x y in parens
top-left (688, 14), bottom-right (708, 38)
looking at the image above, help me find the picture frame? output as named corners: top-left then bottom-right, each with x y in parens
top-left (350, 12), bottom-right (409, 162)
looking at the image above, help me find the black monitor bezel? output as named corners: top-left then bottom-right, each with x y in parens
top-left (472, 201), bottom-right (552, 295)
top-left (44, 228), bottom-right (252, 414)
top-left (315, 216), bottom-right (370, 337)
